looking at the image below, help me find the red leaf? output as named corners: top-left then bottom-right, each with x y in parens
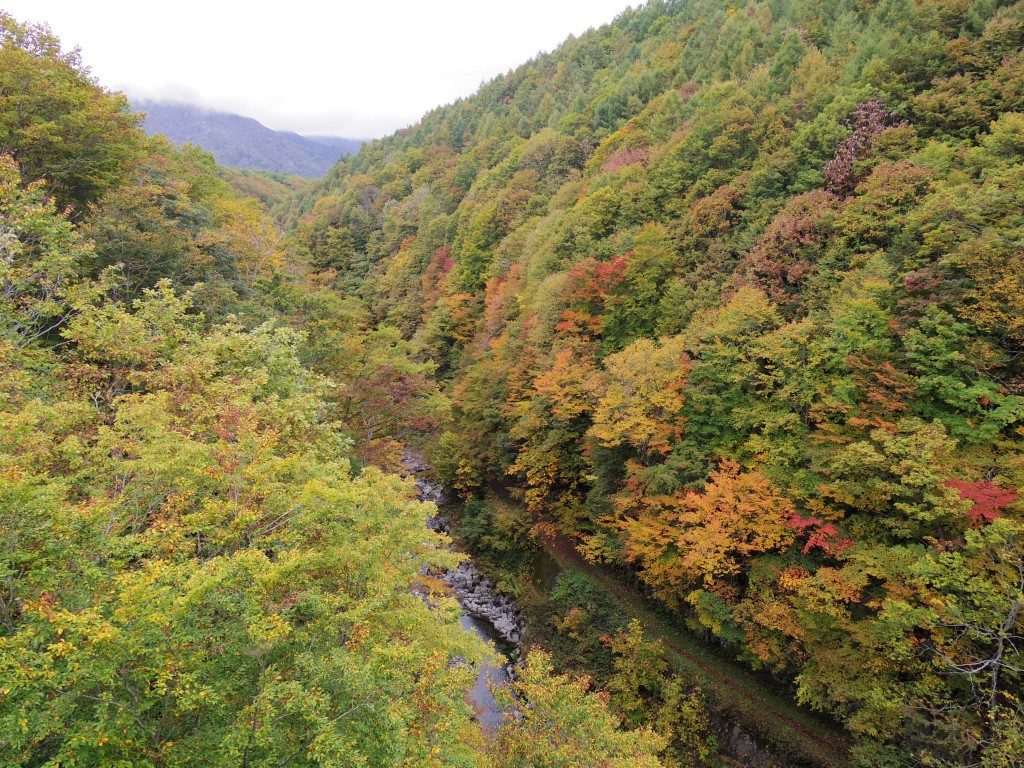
top-left (945, 479), bottom-right (1019, 527)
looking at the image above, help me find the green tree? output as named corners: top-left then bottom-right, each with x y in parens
top-left (491, 650), bottom-right (667, 768)
top-left (0, 13), bottom-right (141, 213)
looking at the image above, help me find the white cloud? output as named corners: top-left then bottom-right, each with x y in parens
top-left (6, 0), bottom-right (636, 137)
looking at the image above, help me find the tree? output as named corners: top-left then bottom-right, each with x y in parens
top-left (491, 650), bottom-right (667, 768)
top-left (85, 139), bottom-right (284, 311)
top-left (0, 13), bottom-right (141, 213)
top-left (0, 285), bottom-right (490, 767)
top-left (601, 223), bottom-right (680, 351)
top-left (918, 520), bottom-right (1024, 713)
top-left (285, 286), bottom-right (450, 467)
top-left (0, 155), bottom-right (102, 347)
top-left (823, 100), bottom-right (903, 196)
top-left (905, 519), bottom-right (1024, 766)
top-left (736, 189), bottom-right (838, 312)
top-left (588, 335), bottom-right (689, 460)
top-left (820, 418), bottom-right (969, 541)
top-left (509, 346), bottom-right (601, 519)
top-left (945, 480), bottom-right (1020, 528)
top-left (606, 621), bottom-right (718, 767)
top-left (617, 460), bottom-right (796, 605)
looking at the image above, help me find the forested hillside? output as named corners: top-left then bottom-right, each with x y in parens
top-left (290, 0), bottom-right (1024, 765)
top-left (0, 12), bottom-right (667, 767)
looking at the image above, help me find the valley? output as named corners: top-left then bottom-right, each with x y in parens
top-left (2, 1), bottom-right (1023, 766)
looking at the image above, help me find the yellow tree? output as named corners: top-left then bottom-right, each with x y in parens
top-left (491, 650), bottom-right (667, 768)
top-left (618, 460), bottom-right (796, 605)
top-left (203, 194), bottom-right (283, 283)
top-left (508, 345), bottom-right (602, 519)
top-left (587, 336), bottom-right (690, 460)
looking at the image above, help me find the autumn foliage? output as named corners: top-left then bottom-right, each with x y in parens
top-left (286, 1), bottom-right (1024, 762)
top-left (617, 461), bottom-right (796, 603)
top-left (945, 479), bottom-right (1020, 527)
top-left (8, 0), bottom-right (1024, 765)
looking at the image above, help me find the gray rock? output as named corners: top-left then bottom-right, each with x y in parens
top-left (403, 450), bottom-right (524, 654)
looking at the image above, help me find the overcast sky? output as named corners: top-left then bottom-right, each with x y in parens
top-left (5, 0), bottom-right (635, 138)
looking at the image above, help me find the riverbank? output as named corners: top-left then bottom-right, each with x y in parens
top-left (404, 450), bottom-right (522, 732)
top-left (538, 532), bottom-right (853, 768)
top-left (408, 449), bottom-right (852, 767)
top-left (438, 481), bottom-right (854, 768)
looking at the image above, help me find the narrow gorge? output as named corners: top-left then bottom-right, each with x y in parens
top-left (405, 450), bottom-right (523, 732)
top-left (3, 2), bottom-right (1023, 766)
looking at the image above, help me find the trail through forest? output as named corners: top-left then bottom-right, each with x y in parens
top-left (539, 533), bottom-right (853, 768)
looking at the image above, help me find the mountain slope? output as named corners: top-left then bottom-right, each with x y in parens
top-left (292, 0), bottom-right (1024, 765)
top-left (136, 100), bottom-right (362, 176)
top-left (1, 11), bottom-right (670, 768)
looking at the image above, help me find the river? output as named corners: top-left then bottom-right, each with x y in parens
top-left (403, 450), bottom-right (520, 733)
top-left (402, 452), bottom-right (820, 766)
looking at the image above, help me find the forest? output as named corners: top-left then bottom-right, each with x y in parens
top-left (2, 0), bottom-right (1023, 766)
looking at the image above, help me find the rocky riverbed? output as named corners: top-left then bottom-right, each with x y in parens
top-left (403, 450), bottom-right (523, 730)
top-left (425, 525), bottom-right (524, 652)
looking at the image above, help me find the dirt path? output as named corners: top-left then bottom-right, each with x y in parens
top-left (541, 532), bottom-right (853, 768)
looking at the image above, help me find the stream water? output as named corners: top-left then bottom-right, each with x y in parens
top-left (403, 450), bottom-right (521, 732)
top-left (459, 613), bottom-right (510, 731)
top-left (402, 453), bottom-right (799, 766)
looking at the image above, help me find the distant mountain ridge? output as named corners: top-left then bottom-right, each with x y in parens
top-left (135, 100), bottom-right (362, 177)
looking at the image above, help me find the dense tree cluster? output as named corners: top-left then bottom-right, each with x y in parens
top-left (0, 14), bottom-right (665, 768)
top-left (290, 0), bottom-right (1024, 763)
